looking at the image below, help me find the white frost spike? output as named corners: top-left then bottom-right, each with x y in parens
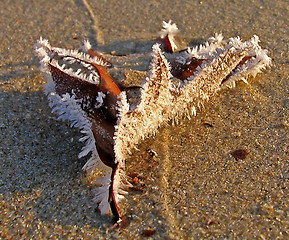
top-left (159, 20), bottom-right (179, 52)
top-left (93, 171), bottom-right (112, 215)
top-left (208, 33), bottom-right (224, 45)
top-left (83, 39), bottom-right (92, 52)
top-left (159, 20), bottom-right (179, 38)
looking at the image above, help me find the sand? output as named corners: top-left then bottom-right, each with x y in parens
top-left (0, 0), bottom-right (288, 239)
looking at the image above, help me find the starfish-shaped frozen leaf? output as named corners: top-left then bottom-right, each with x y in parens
top-left (35, 21), bottom-right (271, 224)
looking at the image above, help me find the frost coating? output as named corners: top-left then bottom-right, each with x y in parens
top-left (35, 21), bottom-right (271, 222)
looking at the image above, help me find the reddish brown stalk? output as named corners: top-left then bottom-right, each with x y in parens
top-left (110, 163), bottom-right (122, 223)
top-left (87, 49), bottom-right (124, 223)
top-left (88, 49), bottom-right (121, 97)
top-left (87, 48), bottom-right (121, 118)
top-left (158, 35), bottom-right (174, 53)
top-left (91, 117), bottom-right (115, 167)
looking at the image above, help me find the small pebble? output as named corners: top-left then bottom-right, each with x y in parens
top-left (231, 149), bottom-right (249, 160)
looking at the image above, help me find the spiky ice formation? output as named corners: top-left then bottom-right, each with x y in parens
top-left (35, 21), bottom-right (271, 224)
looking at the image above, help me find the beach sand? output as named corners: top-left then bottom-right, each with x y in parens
top-left (0, 0), bottom-right (288, 239)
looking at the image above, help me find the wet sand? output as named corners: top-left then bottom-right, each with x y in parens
top-left (0, 0), bottom-right (288, 239)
